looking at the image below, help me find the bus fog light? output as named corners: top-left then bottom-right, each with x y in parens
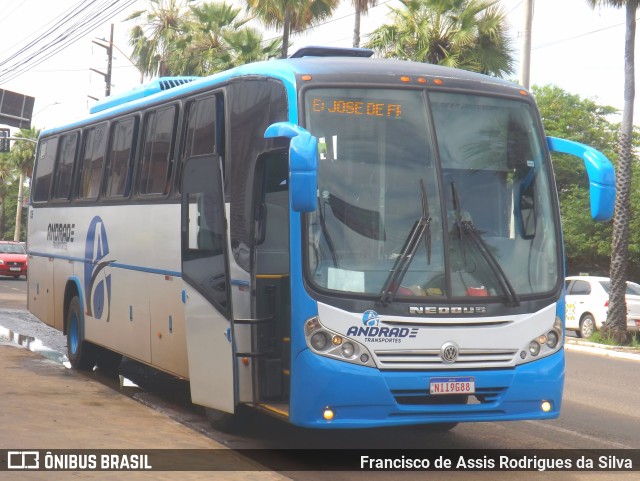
top-left (547, 330), bottom-right (559, 349)
top-left (341, 342), bottom-right (355, 358)
top-left (529, 341), bottom-right (540, 356)
top-left (310, 332), bottom-right (329, 351)
top-left (360, 353), bottom-right (369, 363)
top-left (323, 408), bottom-right (334, 420)
top-left (541, 401), bottom-right (552, 413)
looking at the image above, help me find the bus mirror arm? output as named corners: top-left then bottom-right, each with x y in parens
top-left (546, 136), bottom-right (616, 222)
top-left (265, 122), bottom-right (318, 213)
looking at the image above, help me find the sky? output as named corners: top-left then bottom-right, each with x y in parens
top-left (0, 0), bottom-right (637, 132)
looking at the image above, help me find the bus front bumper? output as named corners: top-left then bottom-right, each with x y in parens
top-left (289, 349), bottom-right (564, 429)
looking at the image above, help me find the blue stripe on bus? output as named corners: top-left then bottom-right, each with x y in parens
top-left (30, 251), bottom-right (249, 288)
top-left (29, 251), bottom-right (182, 278)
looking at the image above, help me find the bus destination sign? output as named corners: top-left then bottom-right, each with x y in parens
top-left (311, 98), bottom-right (403, 118)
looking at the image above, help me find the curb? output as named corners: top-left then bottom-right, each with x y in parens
top-left (565, 338), bottom-right (640, 361)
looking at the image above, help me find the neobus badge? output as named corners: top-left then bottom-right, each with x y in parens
top-left (409, 306), bottom-right (487, 315)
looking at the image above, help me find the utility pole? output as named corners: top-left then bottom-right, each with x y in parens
top-left (520, 0), bottom-right (534, 89)
top-left (91, 24), bottom-right (114, 97)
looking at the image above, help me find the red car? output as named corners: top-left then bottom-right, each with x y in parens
top-left (0, 241), bottom-right (28, 279)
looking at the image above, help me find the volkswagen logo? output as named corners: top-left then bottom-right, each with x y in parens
top-left (440, 342), bottom-right (459, 363)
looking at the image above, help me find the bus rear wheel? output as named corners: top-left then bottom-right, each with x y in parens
top-left (66, 296), bottom-right (98, 370)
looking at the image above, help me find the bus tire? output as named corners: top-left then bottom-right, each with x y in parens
top-left (66, 296), bottom-right (98, 371)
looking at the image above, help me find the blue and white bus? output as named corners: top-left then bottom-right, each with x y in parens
top-left (27, 46), bottom-right (615, 430)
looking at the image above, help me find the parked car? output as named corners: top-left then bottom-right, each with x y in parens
top-left (0, 241), bottom-right (28, 279)
top-left (565, 275), bottom-right (640, 337)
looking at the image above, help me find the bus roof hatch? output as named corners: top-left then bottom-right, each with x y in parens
top-left (289, 46), bottom-right (374, 59)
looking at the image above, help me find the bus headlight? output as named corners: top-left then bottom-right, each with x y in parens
top-left (529, 341), bottom-right (541, 356)
top-left (310, 332), bottom-right (329, 351)
top-left (341, 342), bottom-right (355, 358)
top-left (304, 316), bottom-right (374, 367)
top-left (518, 316), bottom-right (564, 364)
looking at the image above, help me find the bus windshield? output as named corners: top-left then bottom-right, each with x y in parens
top-left (304, 88), bottom-right (559, 301)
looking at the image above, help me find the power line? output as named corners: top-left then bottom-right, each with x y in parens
top-left (0, 0), bottom-right (138, 85)
top-left (532, 16), bottom-right (639, 50)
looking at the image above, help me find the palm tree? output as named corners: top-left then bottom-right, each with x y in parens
top-left (170, 2), bottom-right (281, 75)
top-left (0, 155), bottom-right (14, 238)
top-left (127, 0), bottom-right (189, 78)
top-left (8, 127), bottom-right (39, 242)
top-left (365, 0), bottom-right (514, 78)
top-left (352, 0), bottom-right (378, 48)
top-left (128, 1), bottom-right (282, 77)
top-left (245, 0), bottom-right (340, 59)
top-left (586, 0), bottom-right (638, 344)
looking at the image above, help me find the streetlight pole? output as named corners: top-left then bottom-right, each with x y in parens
top-left (520, 0), bottom-right (534, 90)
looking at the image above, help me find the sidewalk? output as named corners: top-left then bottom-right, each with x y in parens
top-left (565, 337), bottom-right (640, 361)
top-left (0, 340), bottom-right (289, 481)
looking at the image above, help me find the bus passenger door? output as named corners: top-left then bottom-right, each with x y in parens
top-left (181, 154), bottom-right (234, 413)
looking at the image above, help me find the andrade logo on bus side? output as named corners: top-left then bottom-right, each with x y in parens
top-left (84, 216), bottom-right (113, 322)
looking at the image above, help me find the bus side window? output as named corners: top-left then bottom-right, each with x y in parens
top-left (178, 94), bottom-right (221, 193)
top-left (139, 105), bottom-right (177, 196)
top-left (255, 152), bottom-right (289, 275)
top-left (182, 155), bottom-right (229, 314)
top-left (32, 137), bottom-right (59, 203)
top-left (52, 132), bottom-right (78, 201)
top-left (78, 123), bottom-right (108, 200)
top-left (104, 117), bottom-right (137, 198)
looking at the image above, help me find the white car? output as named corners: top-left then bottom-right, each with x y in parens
top-left (565, 275), bottom-right (640, 338)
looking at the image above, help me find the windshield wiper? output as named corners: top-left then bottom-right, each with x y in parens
top-left (379, 179), bottom-right (432, 305)
top-left (451, 182), bottom-right (520, 307)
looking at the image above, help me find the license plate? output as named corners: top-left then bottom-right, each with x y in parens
top-left (430, 376), bottom-right (475, 395)
top-left (9, 267), bottom-right (21, 272)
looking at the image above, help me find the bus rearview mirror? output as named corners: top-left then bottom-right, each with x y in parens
top-left (546, 136), bottom-right (615, 221)
top-left (265, 122), bottom-right (318, 213)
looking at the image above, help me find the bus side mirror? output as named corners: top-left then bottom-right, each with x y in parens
top-left (265, 122), bottom-right (318, 212)
top-left (547, 136), bottom-right (616, 221)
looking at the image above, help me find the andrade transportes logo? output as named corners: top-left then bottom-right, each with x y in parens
top-left (84, 216), bottom-right (113, 322)
top-left (345, 310), bottom-right (418, 343)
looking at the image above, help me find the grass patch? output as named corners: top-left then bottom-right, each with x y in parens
top-left (588, 331), bottom-right (640, 348)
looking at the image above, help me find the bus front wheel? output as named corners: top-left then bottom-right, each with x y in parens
top-left (66, 296), bottom-right (98, 371)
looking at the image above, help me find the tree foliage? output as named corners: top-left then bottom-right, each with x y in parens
top-left (364, 0), bottom-right (514, 77)
top-left (532, 84), bottom-right (640, 280)
top-left (585, 0), bottom-right (638, 342)
top-left (244, 0), bottom-right (340, 58)
top-left (128, 0), bottom-right (281, 78)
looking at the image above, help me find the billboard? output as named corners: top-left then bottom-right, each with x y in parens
top-left (0, 89), bottom-right (34, 129)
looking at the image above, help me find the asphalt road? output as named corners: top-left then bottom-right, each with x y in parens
top-left (1, 277), bottom-right (638, 480)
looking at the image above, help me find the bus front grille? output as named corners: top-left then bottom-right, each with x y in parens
top-left (374, 348), bottom-right (518, 369)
